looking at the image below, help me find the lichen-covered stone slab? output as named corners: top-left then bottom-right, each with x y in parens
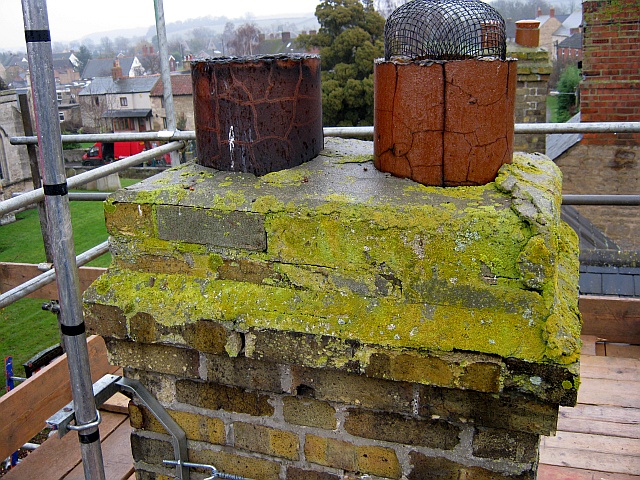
top-left (86, 138), bottom-right (581, 404)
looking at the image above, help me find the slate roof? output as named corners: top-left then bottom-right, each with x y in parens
top-left (579, 248), bottom-right (640, 297)
top-left (78, 76), bottom-right (160, 96)
top-left (546, 112), bottom-right (582, 161)
top-left (546, 112), bottom-right (639, 297)
top-left (558, 32), bottom-right (583, 50)
top-left (103, 109), bottom-right (151, 118)
top-left (561, 205), bottom-right (619, 251)
top-left (82, 57), bottom-right (137, 79)
top-left (149, 73), bottom-right (193, 96)
top-left (52, 52), bottom-right (79, 69)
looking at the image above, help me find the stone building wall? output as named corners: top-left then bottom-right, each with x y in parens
top-left (0, 91), bottom-right (32, 196)
top-left (555, 143), bottom-right (640, 250)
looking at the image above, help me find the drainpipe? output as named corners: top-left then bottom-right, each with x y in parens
top-left (21, 1), bottom-right (106, 478)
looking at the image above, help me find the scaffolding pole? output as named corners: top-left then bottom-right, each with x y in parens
top-left (154, 0), bottom-right (180, 167)
top-left (21, 1), bottom-right (106, 478)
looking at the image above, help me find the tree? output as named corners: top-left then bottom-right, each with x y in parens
top-left (230, 23), bottom-right (261, 56)
top-left (100, 37), bottom-right (115, 58)
top-left (297, 0), bottom-right (385, 126)
top-left (556, 64), bottom-right (581, 122)
top-left (0, 76), bottom-right (8, 91)
top-left (75, 45), bottom-right (92, 75)
top-left (188, 27), bottom-right (215, 55)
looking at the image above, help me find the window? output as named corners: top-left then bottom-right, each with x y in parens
top-left (120, 97), bottom-right (128, 107)
top-left (58, 112), bottom-right (65, 122)
top-left (94, 97), bottom-right (100, 106)
top-left (56, 92), bottom-right (63, 103)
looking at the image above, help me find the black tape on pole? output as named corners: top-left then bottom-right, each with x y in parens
top-left (43, 183), bottom-right (68, 197)
top-left (25, 29), bottom-right (51, 43)
top-left (79, 431), bottom-right (100, 444)
top-left (60, 322), bottom-right (86, 337)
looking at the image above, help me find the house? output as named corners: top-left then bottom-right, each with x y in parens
top-left (78, 65), bottom-right (159, 133)
top-left (2, 54), bottom-right (30, 89)
top-left (556, 32), bottom-right (582, 62)
top-left (81, 56), bottom-right (144, 80)
top-left (534, 7), bottom-right (565, 58)
top-left (137, 43), bottom-right (178, 75)
top-left (532, 7), bottom-right (583, 60)
top-left (56, 82), bottom-right (84, 128)
top-left (52, 52), bottom-right (80, 85)
top-left (149, 73), bottom-right (194, 131)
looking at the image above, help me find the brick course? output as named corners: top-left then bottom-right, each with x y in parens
top-left (581, 0), bottom-right (640, 146)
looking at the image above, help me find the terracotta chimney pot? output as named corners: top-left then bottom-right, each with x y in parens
top-left (515, 20), bottom-right (541, 47)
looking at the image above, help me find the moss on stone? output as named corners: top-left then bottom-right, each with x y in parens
top-left (88, 146), bottom-right (581, 372)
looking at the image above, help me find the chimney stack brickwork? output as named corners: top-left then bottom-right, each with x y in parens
top-left (581, 0), bottom-right (640, 145)
top-left (509, 46), bottom-right (552, 154)
top-left (85, 139), bottom-right (580, 479)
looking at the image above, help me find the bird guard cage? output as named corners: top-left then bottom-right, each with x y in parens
top-left (384, 0), bottom-right (507, 61)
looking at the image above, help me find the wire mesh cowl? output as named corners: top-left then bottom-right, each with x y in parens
top-left (384, 0), bottom-right (507, 61)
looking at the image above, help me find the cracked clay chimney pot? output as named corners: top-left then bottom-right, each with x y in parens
top-left (374, 0), bottom-right (517, 186)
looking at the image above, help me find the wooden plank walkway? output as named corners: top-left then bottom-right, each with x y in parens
top-left (539, 352), bottom-right (640, 479)
top-left (3, 410), bottom-right (134, 480)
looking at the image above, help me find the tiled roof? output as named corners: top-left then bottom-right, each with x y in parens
top-left (149, 73), bottom-right (192, 96)
top-left (561, 205), bottom-right (618, 251)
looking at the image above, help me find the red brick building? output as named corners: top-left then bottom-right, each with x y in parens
top-left (580, 0), bottom-right (640, 145)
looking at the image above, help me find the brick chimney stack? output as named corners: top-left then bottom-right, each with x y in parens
top-left (111, 59), bottom-right (123, 81)
top-left (549, 6), bottom-right (555, 17)
top-left (537, 6), bottom-right (542, 16)
top-left (581, 0), bottom-right (640, 145)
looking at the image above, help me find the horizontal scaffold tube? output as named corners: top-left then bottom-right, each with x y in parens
top-left (9, 122), bottom-right (640, 145)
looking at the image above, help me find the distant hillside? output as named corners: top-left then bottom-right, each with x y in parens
top-left (78, 13), bottom-right (319, 45)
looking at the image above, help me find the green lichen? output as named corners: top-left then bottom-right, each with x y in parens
top-left (90, 150), bottom-right (581, 368)
top-left (333, 154), bottom-right (374, 164)
top-left (259, 168), bottom-right (312, 187)
top-left (104, 198), bottom-right (117, 214)
top-left (251, 195), bottom-right (286, 214)
top-left (211, 190), bottom-right (247, 211)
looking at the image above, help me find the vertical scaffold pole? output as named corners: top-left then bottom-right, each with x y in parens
top-left (154, 0), bottom-right (180, 166)
top-left (20, 1), bottom-right (106, 478)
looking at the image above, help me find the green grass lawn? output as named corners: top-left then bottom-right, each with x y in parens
top-left (0, 179), bottom-right (139, 381)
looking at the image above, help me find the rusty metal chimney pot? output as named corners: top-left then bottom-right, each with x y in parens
top-left (191, 54), bottom-right (323, 176)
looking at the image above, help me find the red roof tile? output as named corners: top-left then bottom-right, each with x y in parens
top-left (150, 73), bottom-right (192, 96)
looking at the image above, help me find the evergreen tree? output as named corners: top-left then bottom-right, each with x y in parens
top-left (297, 0), bottom-right (385, 126)
top-left (556, 64), bottom-right (581, 123)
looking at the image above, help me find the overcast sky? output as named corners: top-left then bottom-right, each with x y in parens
top-left (1, 0), bottom-right (321, 51)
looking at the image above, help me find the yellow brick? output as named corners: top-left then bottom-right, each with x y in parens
top-left (356, 445), bottom-right (402, 479)
top-left (129, 404), bottom-right (226, 444)
top-left (305, 434), bottom-right (356, 471)
top-left (234, 422), bottom-right (299, 460)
